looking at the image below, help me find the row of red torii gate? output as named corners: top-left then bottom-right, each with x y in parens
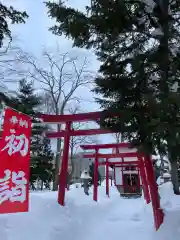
top-left (40, 111), bottom-right (164, 231)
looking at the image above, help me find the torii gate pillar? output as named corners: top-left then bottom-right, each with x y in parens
top-left (93, 149), bottom-right (99, 202)
top-left (106, 159), bottom-right (109, 197)
top-left (58, 122), bottom-right (71, 206)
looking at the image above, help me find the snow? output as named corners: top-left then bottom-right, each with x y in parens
top-left (157, 176), bottom-right (164, 185)
top-left (163, 172), bottom-right (171, 178)
top-left (159, 182), bottom-right (174, 208)
top-left (170, 45), bottom-right (179, 57)
top-left (149, 74), bottom-right (159, 83)
top-left (0, 184), bottom-right (154, 240)
top-left (138, 16), bottom-right (147, 25)
top-left (80, 170), bottom-right (91, 179)
top-left (154, 182), bottom-right (180, 240)
top-left (142, 0), bottom-right (156, 13)
top-left (0, 182), bottom-right (180, 240)
top-left (151, 28), bottom-right (164, 37)
top-left (171, 81), bottom-right (179, 92)
top-left (156, 159), bottom-right (169, 168)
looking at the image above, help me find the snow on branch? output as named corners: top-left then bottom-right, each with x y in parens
top-left (142, 0), bottom-right (156, 13)
top-left (151, 28), bottom-right (164, 37)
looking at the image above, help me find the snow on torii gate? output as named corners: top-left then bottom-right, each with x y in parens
top-left (40, 111), bottom-right (164, 230)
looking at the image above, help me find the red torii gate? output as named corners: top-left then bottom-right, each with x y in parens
top-left (40, 111), bottom-right (164, 230)
top-left (81, 142), bottom-right (163, 230)
top-left (81, 143), bottom-right (143, 201)
top-left (82, 151), bottom-right (140, 199)
top-left (40, 111), bottom-right (118, 206)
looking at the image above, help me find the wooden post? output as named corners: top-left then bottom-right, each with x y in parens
top-left (138, 156), bottom-right (150, 204)
top-left (106, 158), bottom-right (109, 197)
top-left (144, 155), bottom-right (164, 230)
top-left (122, 158), bottom-right (124, 193)
top-left (93, 149), bottom-right (99, 202)
top-left (58, 122), bottom-right (71, 206)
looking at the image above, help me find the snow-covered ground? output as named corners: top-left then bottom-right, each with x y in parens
top-left (154, 182), bottom-right (180, 240)
top-left (0, 182), bottom-right (179, 240)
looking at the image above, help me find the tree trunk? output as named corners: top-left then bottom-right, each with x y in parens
top-left (31, 182), bottom-right (36, 191)
top-left (41, 180), bottom-right (44, 191)
top-left (171, 160), bottom-right (179, 194)
top-left (68, 144), bottom-right (75, 186)
top-left (52, 124), bottom-right (62, 191)
top-left (160, 155), bottom-right (165, 176)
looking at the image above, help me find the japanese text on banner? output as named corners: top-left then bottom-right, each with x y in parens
top-left (0, 108), bottom-right (31, 214)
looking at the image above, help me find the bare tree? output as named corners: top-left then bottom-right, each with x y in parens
top-left (17, 47), bottom-right (94, 190)
top-left (113, 133), bottom-right (122, 143)
top-left (68, 104), bottom-right (99, 163)
top-left (0, 41), bottom-right (23, 94)
top-left (65, 104), bottom-right (99, 185)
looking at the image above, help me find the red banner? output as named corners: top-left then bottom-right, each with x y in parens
top-left (0, 107), bottom-right (31, 214)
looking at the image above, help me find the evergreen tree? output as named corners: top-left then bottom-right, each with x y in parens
top-left (46, 0), bottom-right (180, 194)
top-left (38, 137), bottom-right (54, 190)
top-left (14, 79), bottom-right (54, 189)
top-left (89, 162), bottom-right (101, 186)
top-left (0, 3), bottom-right (28, 47)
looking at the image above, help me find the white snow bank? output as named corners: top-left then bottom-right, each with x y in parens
top-left (101, 179), bottom-right (114, 187)
top-left (159, 181), bottom-right (174, 209)
top-left (80, 170), bottom-right (91, 179)
top-left (163, 173), bottom-right (171, 178)
top-left (0, 185), bottom-right (120, 240)
top-left (4, 182), bottom-right (180, 240)
top-left (151, 28), bottom-right (163, 37)
top-left (153, 182), bottom-right (180, 240)
top-left (157, 176), bottom-right (164, 185)
top-left (142, 0), bottom-right (156, 13)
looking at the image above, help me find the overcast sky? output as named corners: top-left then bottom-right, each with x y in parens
top-left (6, 0), bottom-right (115, 151)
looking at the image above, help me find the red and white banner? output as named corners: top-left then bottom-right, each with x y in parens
top-left (0, 107), bottom-right (31, 214)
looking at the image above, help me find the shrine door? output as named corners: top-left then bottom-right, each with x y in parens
top-left (123, 174), bottom-right (140, 194)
